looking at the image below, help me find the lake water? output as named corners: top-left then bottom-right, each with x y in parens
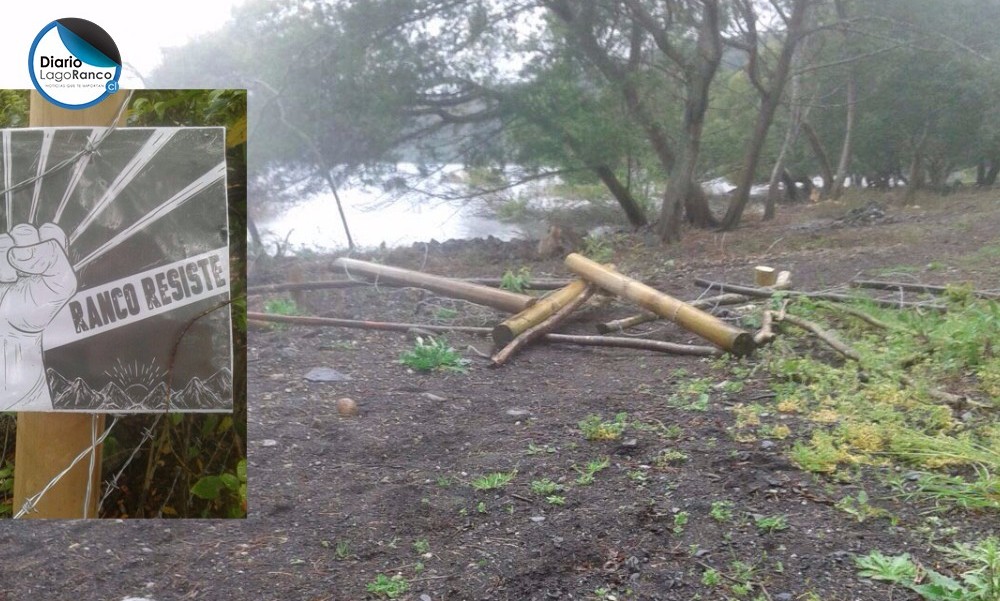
top-left (257, 164), bottom-right (536, 251)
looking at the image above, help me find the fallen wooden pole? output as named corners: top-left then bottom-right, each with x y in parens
top-left (851, 279), bottom-right (1000, 300)
top-left (493, 279), bottom-right (588, 347)
top-left (493, 284), bottom-right (594, 365)
top-left (249, 312), bottom-right (721, 356)
top-left (247, 312), bottom-right (493, 334)
top-left (331, 257), bottom-right (534, 313)
top-left (566, 254), bottom-right (754, 356)
top-left (247, 277), bottom-right (574, 296)
top-left (693, 278), bottom-right (948, 311)
top-left (597, 293), bottom-right (751, 333)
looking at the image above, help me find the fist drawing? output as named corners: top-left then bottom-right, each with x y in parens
top-left (0, 223), bottom-right (77, 410)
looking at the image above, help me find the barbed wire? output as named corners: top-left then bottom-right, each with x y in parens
top-left (0, 90), bottom-right (134, 200)
top-left (98, 414), bottom-right (163, 515)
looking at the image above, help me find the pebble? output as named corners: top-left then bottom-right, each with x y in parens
top-left (529, 516), bottom-right (546, 523)
top-left (422, 393), bottom-right (446, 401)
top-left (261, 439), bottom-right (278, 447)
top-left (336, 397), bottom-right (359, 417)
top-left (620, 438), bottom-right (638, 448)
top-left (760, 440), bottom-right (777, 450)
top-left (420, 595), bottom-right (432, 601)
top-left (775, 594), bottom-right (793, 601)
top-left (506, 409), bottom-right (531, 418)
top-left (304, 367), bottom-right (351, 382)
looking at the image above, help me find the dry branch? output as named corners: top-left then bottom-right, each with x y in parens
top-left (246, 312), bottom-right (493, 334)
top-left (597, 293), bottom-right (751, 333)
top-left (753, 310), bottom-right (775, 346)
top-left (332, 257), bottom-right (534, 313)
top-left (492, 284), bottom-right (594, 366)
top-left (493, 279), bottom-right (588, 347)
top-left (544, 334), bottom-right (723, 356)
top-left (851, 279), bottom-right (1000, 300)
top-left (813, 300), bottom-right (908, 332)
top-left (567, 254), bottom-right (755, 356)
top-left (694, 278), bottom-right (947, 311)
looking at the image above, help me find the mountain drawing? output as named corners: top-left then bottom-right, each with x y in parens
top-left (48, 367), bottom-right (233, 412)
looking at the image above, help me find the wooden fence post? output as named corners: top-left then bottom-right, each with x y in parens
top-left (12, 90), bottom-right (127, 518)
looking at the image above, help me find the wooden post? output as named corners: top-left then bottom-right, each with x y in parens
top-left (565, 253), bottom-right (755, 356)
top-left (332, 257), bottom-right (535, 313)
top-left (12, 91), bottom-right (126, 518)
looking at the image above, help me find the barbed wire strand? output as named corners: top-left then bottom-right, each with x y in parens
top-left (97, 414), bottom-right (163, 514)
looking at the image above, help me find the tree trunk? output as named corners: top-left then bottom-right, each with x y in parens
top-left (802, 121), bottom-right (833, 192)
top-left (720, 0), bottom-right (810, 231)
top-left (829, 0), bottom-right (856, 200)
top-left (592, 165), bottom-right (648, 227)
top-left (985, 157), bottom-right (1000, 186)
top-left (904, 127), bottom-right (929, 204)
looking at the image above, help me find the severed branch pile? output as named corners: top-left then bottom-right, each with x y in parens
top-left (248, 256), bottom-right (994, 408)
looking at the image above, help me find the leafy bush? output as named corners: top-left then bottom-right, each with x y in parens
top-left (399, 337), bottom-right (470, 372)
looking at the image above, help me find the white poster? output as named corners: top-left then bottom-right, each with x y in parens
top-left (0, 126), bottom-right (232, 412)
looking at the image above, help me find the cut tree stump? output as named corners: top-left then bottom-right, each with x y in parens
top-left (754, 266), bottom-right (778, 287)
top-left (566, 254), bottom-right (755, 356)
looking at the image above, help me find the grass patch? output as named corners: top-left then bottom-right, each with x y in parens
top-left (579, 413), bottom-right (628, 441)
top-left (471, 470), bottom-right (516, 491)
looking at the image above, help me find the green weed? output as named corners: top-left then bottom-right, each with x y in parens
top-left (500, 267), bottom-right (532, 293)
top-left (366, 574), bottom-right (409, 599)
top-left (579, 413), bottom-right (628, 441)
top-left (399, 336), bottom-right (470, 372)
top-left (471, 471), bottom-right (516, 491)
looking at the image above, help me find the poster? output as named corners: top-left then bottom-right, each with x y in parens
top-left (0, 126), bottom-right (232, 412)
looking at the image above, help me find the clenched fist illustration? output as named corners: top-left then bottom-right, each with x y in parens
top-left (0, 223), bottom-right (77, 410)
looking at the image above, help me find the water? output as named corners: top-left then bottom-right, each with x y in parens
top-left (257, 164), bottom-right (533, 250)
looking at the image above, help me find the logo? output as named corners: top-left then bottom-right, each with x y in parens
top-left (28, 18), bottom-right (121, 109)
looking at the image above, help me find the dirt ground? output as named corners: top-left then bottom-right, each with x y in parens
top-left (2, 190), bottom-right (999, 601)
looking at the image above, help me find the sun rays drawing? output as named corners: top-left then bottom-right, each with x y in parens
top-left (0, 126), bottom-right (233, 412)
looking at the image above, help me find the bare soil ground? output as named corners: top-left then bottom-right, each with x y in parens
top-left (2, 190), bottom-right (999, 601)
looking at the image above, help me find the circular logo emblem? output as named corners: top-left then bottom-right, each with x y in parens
top-left (28, 18), bottom-right (122, 110)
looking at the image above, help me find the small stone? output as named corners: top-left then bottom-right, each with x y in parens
top-left (336, 397), bottom-right (359, 417)
top-left (420, 595), bottom-right (432, 601)
top-left (620, 438), bottom-right (638, 448)
top-left (303, 367), bottom-right (351, 382)
top-left (422, 393), bottom-right (446, 401)
top-left (506, 409), bottom-right (531, 418)
top-left (261, 439), bottom-right (278, 447)
top-left (530, 516), bottom-right (546, 523)
top-left (775, 594), bottom-right (793, 601)
top-left (760, 440), bottom-right (777, 450)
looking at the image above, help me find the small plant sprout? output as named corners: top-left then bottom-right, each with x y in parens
top-left (471, 471), bottom-right (516, 491)
top-left (531, 479), bottom-right (561, 495)
top-left (366, 573), bottom-right (409, 599)
top-left (413, 538), bottom-right (430, 554)
top-left (399, 336), bottom-right (470, 372)
top-left (546, 495), bottom-right (566, 506)
top-left (579, 413), bottom-right (628, 441)
top-left (754, 514), bottom-right (789, 534)
top-left (673, 511), bottom-right (689, 533)
top-left (334, 540), bottom-right (350, 560)
top-left (575, 457), bottom-right (611, 485)
top-left (710, 500), bottom-right (734, 522)
top-left (702, 567), bottom-right (722, 586)
top-left (263, 297), bottom-right (299, 316)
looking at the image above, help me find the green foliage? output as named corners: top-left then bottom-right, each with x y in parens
top-left (399, 337), bottom-right (470, 373)
top-left (531, 479), bottom-right (561, 495)
top-left (710, 500), bottom-right (734, 522)
top-left (579, 413), bottom-right (628, 441)
top-left (574, 456), bottom-right (610, 485)
top-left (0, 462), bottom-right (12, 517)
top-left (0, 90), bottom-right (29, 128)
top-left (835, 490), bottom-right (889, 523)
top-left (190, 459), bottom-right (247, 518)
top-left (857, 539), bottom-right (1000, 601)
top-left (264, 298), bottom-right (300, 316)
top-left (500, 267), bottom-right (532, 293)
top-left (581, 236), bottom-right (614, 263)
top-left (366, 573), bottom-right (410, 599)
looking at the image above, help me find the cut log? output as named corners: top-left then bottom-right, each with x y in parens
top-left (544, 334), bottom-right (723, 356)
top-left (493, 279), bottom-right (589, 347)
top-left (693, 278), bottom-right (948, 311)
top-left (754, 266), bottom-right (777, 287)
top-left (596, 293), bottom-right (751, 333)
top-left (566, 254), bottom-right (755, 356)
top-left (332, 257), bottom-right (534, 313)
top-left (248, 277), bottom-right (572, 296)
top-left (492, 284), bottom-right (594, 365)
top-left (851, 279), bottom-right (1000, 300)
top-left (774, 270), bottom-right (792, 289)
